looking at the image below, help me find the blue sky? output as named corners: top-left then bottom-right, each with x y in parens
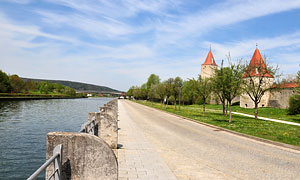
top-left (1, 0), bottom-right (300, 91)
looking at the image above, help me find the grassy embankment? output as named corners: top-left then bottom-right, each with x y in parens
top-left (135, 100), bottom-right (300, 147)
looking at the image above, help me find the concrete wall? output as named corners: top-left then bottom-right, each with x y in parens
top-left (88, 112), bottom-right (118, 149)
top-left (99, 106), bottom-right (117, 120)
top-left (46, 132), bottom-right (118, 180)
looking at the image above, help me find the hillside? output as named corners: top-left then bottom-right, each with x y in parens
top-left (21, 78), bottom-right (121, 94)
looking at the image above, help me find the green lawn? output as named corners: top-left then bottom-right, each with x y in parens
top-left (203, 104), bottom-right (300, 124)
top-left (135, 100), bottom-right (300, 147)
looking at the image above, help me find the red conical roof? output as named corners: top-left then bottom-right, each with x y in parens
top-left (243, 48), bottom-right (273, 78)
top-left (202, 50), bottom-right (217, 66)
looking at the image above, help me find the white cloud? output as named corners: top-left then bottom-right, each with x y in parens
top-left (155, 0), bottom-right (300, 46)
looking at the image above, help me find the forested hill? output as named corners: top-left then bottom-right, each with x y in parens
top-left (21, 78), bottom-right (121, 93)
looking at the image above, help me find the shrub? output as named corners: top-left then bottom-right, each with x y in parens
top-left (287, 95), bottom-right (300, 115)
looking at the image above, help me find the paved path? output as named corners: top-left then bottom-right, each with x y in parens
top-left (231, 112), bottom-right (300, 126)
top-left (118, 100), bottom-right (300, 180)
top-left (118, 100), bottom-right (177, 180)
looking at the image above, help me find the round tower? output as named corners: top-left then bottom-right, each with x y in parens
top-left (201, 49), bottom-right (218, 79)
top-left (240, 48), bottom-right (274, 108)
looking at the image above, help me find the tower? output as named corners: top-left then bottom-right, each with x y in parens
top-left (201, 49), bottom-right (218, 79)
top-left (240, 47), bottom-right (274, 108)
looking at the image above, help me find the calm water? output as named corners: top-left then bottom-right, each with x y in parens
top-left (0, 97), bottom-right (113, 180)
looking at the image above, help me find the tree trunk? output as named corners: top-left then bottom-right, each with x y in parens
top-left (229, 101), bottom-right (232, 123)
top-left (160, 100), bottom-right (163, 108)
top-left (222, 101), bottom-right (226, 115)
top-left (203, 99), bottom-right (205, 116)
top-left (166, 97), bottom-right (169, 109)
top-left (255, 102), bottom-right (258, 120)
top-left (179, 96), bottom-right (181, 112)
top-left (174, 99), bottom-right (177, 110)
top-left (225, 100), bottom-right (228, 116)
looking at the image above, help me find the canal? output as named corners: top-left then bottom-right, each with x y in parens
top-left (0, 97), bottom-right (113, 180)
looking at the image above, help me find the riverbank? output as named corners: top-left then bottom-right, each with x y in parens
top-left (134, 100), bottom-right (300, 147)
top-left (0, 93), bottom-right (86, 100)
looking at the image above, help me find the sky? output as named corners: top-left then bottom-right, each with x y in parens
top-left (1, 0), bottom-right (300, 91)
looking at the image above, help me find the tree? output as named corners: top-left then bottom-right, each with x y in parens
top-left (0, 70), bottom-right (11, 93)
top-left (65, 87), bottom-right (76, 96)
top-left (126, 86), bottom-right (135, 99)
top-left (222, 60), bottom-right (244, 123)
top-left (297, 70), bottom-right (300, 94)
top-left (212, 61), bottom-right (227, 115)
top-left (154, 83), bottom-right (166, 107)
top-left (9, 75), bottom-right (24, 93)
top-left (242, 56), bottom-right (278, 120)
top-left (23, 81), bottom-right (38, 93)
top-left (173, 77), bottom-right (183, 111)
top-left (140, 83), bottom-right (148, 100)
top-left (146, 74), bottom-right (160, 97)
top-left (148, 84), bottom-right (157, 105)
top-left (287, 69), bottom-right (300, 115)
top-left (190, 76), bottom-right (213, 115)
top-left (132, 86), bottom-right (141, 99)
top-left (182, 80), bottom-right (198, 105)
top-left (164, 78), bottom-right (174, 109)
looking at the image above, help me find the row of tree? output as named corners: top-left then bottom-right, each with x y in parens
top-left (127, 57), bottom-right (300, 122)
top-left (0, 70), bottom-right (77, 96)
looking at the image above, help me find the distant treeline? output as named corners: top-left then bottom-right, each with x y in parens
top-left (0, 70), bottom-right (81, 97)
top-left (21, 78), bottom-right (120, 94)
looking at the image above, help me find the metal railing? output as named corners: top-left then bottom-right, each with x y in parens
top-left (27, 144), bottom-right (62, 180)
top-left (80, 117), bottom-right (96, 135)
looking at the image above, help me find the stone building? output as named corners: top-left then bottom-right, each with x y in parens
top-left (200, 49), bottom-right (220, 104)
top-left (240, 48), bottom-right (298, 109)
top-left (201, 49), bottom-right (218, 79)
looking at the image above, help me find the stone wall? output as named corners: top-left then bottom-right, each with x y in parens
top-left (201, 65), bottom-right (217, 79)
top-left (269, 89), bottom-right (295, 109)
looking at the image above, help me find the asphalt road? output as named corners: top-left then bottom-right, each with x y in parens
top-left (121, 100), bottom-right (300, 180)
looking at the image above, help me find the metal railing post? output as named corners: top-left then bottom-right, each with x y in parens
top-left (54, 144), bottom-right (62, 180)
top-left (27, 144), bottom-right (63, 180)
